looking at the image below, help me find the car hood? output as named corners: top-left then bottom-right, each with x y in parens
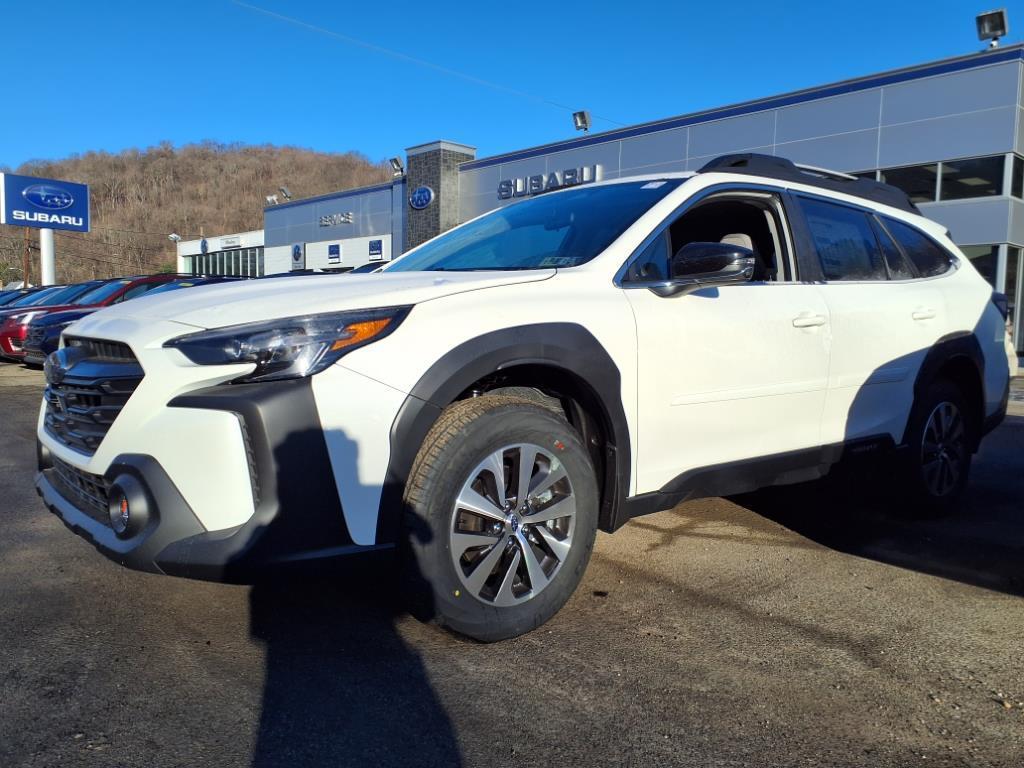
top-left (70, 270), bottom-right (556, 332)
top-left (0, 303), bottom-right (79, 322)
top-left (34, 307), bottom-right (97, 327)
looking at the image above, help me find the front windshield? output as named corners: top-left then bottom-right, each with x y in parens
top-left (9, 286), bottom-right (62, 307)
top-left (386, 180), bottom-right (681, 272)
top-left (31, 282), bottom-right (95, 306)
top-left (72, 279), bottom-right (130, 305)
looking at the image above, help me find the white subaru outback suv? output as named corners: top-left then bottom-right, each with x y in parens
top-left (36, 154), bottom-right (1010, 641)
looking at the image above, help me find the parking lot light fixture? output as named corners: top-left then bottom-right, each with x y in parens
top-left (572, 110), bottom-right (591, 133)
top-left (977, 9), bottom-right (1008, 47)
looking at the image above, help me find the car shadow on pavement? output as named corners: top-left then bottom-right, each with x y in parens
top-left (731, 415), bottom-right (1024, 597)
top-left (246, 428), bottom-right (462, 768)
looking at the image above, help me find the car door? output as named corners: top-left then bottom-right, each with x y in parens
top-left (622, 187), bottom-right (832, 495)
top-left (794, 196), bottom-right (946, 446)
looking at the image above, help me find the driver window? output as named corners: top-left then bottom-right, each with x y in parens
top-left (667, 197), bottom-right (786, 282)
top-left (623, 193), bottom-right (791, 284)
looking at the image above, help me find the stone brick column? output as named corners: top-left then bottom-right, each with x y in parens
top-left (404, 140), bottom-right (476, 250)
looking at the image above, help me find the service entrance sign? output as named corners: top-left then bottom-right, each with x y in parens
top-left (0, 173), bottom-right (90, 232)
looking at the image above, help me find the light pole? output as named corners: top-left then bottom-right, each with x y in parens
top-left (168, 233), bottom-right (183, 274)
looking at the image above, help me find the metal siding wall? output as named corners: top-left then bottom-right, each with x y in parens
top-left (1008, 199), bottom-right (1024, 246)
top-left (777, 130), bottom-right (879, 171)
top-left (919, 199), bottom-right (1012, 246)
top-left (264, 186), bottom-right (396, 247)
top-left (878, 108), bottom-right (1016, 167)
top-left (456, 59), bottom-right (1023, 227)
top-left (880, 64), bottom-right (1018, 124)
top-left (775, 89), bottom-right (882, 142)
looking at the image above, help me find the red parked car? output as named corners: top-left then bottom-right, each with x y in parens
top-left (0, 274), bottom-right (182, 361)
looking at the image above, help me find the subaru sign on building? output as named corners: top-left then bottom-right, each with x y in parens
top-left (0, 173), bottom-right (90, 232)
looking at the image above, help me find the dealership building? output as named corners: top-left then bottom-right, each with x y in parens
top-left (178, 44), bottom-right (1024, 353)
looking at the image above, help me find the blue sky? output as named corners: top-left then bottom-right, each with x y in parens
top-left (1, 0), bottom-right (1020, 168)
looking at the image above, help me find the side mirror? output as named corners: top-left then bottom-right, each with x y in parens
top-left (649, 242), bottom-right (756, 297)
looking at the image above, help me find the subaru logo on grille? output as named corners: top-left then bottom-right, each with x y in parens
top-left (22, 184), bottom-right (75, 210)
top-left (44, 347), bottom-right (84, 385)
top-left (408, 185), bottom-right (434, 210)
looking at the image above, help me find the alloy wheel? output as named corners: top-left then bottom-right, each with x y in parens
top-left (921, 401), bottom-right (965, 497)
top-left (449, 443), bottom-right (576, 607)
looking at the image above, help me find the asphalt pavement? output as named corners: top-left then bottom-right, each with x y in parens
top-left (1, 364), bottom-right (1022, 768)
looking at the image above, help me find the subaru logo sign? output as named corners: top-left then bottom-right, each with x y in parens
top-left (1, 173), bottom-right (90, 232)
top-left (22, 184), bottom-right (74, 210)
top-left (409, 186), bottom-right (434, 210)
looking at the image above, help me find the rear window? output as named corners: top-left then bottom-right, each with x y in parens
top-left (798, 197), bottom-right (887, 281)
top-left (880, 217), bottom-right (954, 278)
top-left (871, 218), bottom-right (915, 280)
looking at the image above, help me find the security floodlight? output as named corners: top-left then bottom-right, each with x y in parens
top-left (279, 186), bottom-right (293, 200)
top-left (977, 8), bottom-right (1008, 47)
top-left (266, 194), bottom-right (279, 205)
top-left (572, 110), bottom-right (591, 133)
top-left (168, 233), bottom-right (182, 242)
top-left (389, 157), bottom-right (405, 177)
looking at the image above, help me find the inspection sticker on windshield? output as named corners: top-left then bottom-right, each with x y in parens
top-left (641, 181), bottom-right (667, 189)
top-left (538, 256), bottom-right (576, 267)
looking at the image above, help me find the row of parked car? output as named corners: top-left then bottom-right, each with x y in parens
top-left (0, 274), bottom-right (242, 366)
top-left (0, 266), bottom-right (382, 367)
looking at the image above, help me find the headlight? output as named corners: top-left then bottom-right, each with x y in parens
top-left (164, 306), bottom-right (410, 383)
top-left (14, 311), bottom-right (43, 326)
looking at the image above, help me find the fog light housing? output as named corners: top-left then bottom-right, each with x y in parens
top-left (36, 440), bottom-right (53, 472)
top-left (108, 475), bottom-right (149, 538)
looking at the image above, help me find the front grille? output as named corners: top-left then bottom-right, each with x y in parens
top-left (44, 337), bottom-right (144, 455)
top-left (51, 457), bottom-right (110, 525)
top-left (65, 336), bottom-right (136, 362)
top-left (24, 324), bottom-right (45, 352)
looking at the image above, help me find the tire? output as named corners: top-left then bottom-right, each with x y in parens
top-left (402, 394), bottom-right (598, 642)
top-left (897, 378), bottom-right (975, 516)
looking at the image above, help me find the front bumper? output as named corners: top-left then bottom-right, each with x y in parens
top-left (0, 330), bottom-right (26, 360)
top-left (36, 377), bottom-right (394, 582)
top-left (22, 331), bottom-right (57, 366)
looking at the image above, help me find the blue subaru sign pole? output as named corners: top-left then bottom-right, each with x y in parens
top-left (0, 173), bottom-right (90, 285)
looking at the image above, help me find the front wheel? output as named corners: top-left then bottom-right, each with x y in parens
top-left (402, 395), bottom-right (598, 642)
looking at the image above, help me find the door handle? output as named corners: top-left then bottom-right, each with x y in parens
top-left (912, 308), bottom-right (936, 321)
top-left (792, 313), bottom-right (827, 328)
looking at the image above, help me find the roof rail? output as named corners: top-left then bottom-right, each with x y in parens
top-left (698, 153), bottom-right (919, 214)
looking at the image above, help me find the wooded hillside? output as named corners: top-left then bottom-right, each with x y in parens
top-left (0, 142), bottom-right (390, 284)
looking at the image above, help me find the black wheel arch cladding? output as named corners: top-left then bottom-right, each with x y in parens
top-left (911, 332), bottom-right (986, 450)
top-left (377, 323), bottom-right (631, 543)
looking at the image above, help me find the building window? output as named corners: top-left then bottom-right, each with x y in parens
top-left (880, 164), bottom-right (937, 203)
top-left (1013, 156), bottom-right (1024, 199)
top-left (939, 156), bottom-right (1004, 200)
top-left (960, 245), bottom-right (998, 286)
top-left (181, 255), bottom-right (192, 274)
